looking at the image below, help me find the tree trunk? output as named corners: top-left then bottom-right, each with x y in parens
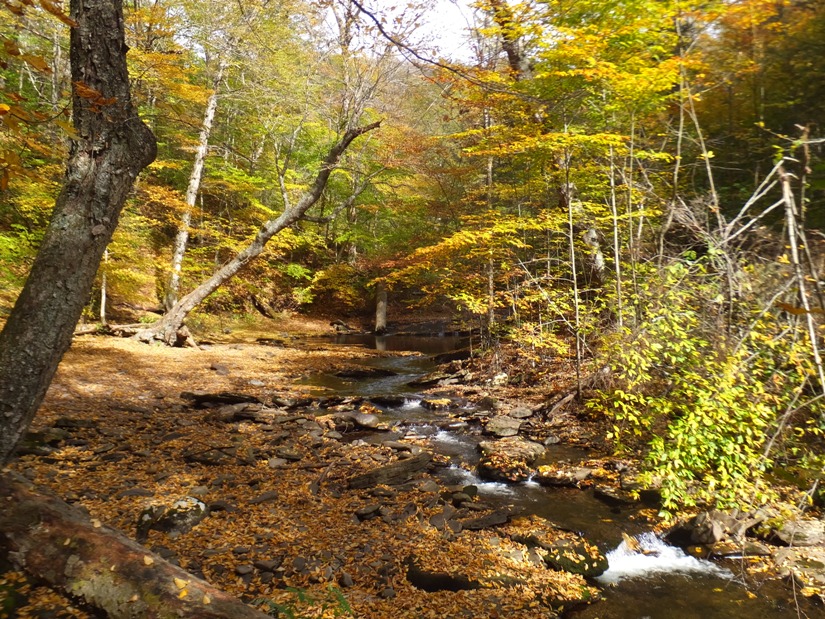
top-left (374, 280), bottom-right (387, 335)
top-left (0, 472), bottom-right (271, 619)
top-left (138, 121), bottom-right (380, 345)
top-left (0, 0), bottom-right (157, 464)
top-left (165, 60), bottom-right (226, 310)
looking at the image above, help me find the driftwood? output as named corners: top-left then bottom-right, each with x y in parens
top-left (0, 472), bottom-right (270, 619)
top-left (347, 452), bottom-right (432, 489)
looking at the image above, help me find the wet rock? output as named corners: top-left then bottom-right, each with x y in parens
top-left (369, 395), bottom-right (408, 408)
top-left (534, 465), bottom-right (592, 487)
top-left (420, 398), bottom-right (452, 410)
top-left (484, 416), bottom-right (522, 437)
top-left (136, 496), bottom-right (208, 542)
top-left (710, 540), bottom-right (772, 558)
top-left (543, 539), bottom-right (608, 577)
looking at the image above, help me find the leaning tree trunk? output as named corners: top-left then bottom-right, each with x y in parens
top-left (137, 121), bottom-right (380, 346)
top-left (165, 59), bottom-right (226, 311)
top-left (0, 0), bottom-right (157, 464)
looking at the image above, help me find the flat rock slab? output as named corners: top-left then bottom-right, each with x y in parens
top-left (347, 452), bottom-right (432, 489)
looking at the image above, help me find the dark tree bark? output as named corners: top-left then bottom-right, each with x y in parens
top-left (137, 121), bottom-right (381, 346)
top-left (0, 0), bottom-right (157, 464)
top-left (0, 472), bottom-right (271, 619)
top-left (488, 0), bottom-right (528, 80)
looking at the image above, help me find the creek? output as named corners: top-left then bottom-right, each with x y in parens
top-left (297, 334), bottom-right (816, 618)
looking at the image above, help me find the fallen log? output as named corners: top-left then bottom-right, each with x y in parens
top-left (0, 472), bottom-right (270, 619)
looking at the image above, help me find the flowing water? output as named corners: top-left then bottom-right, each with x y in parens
top-left (295, 334), bottom-right (818, 618)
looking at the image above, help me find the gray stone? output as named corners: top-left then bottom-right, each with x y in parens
top-left (235, 564), bottom-right (254, 575)
top-left (478, 437), bottom-right (545, 462)
top-left (508, 405), bottom-right (534, 419)
top-left (484, 416), bottom-right (522, 437)
top-left (773, 519), bottom-right (825, 547)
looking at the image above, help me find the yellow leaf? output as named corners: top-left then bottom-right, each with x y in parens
top-left (91, 519), bottom-right (101, 528)
top-left (178, 588), bottom-right (188, 599)
top-left (173, 577), bottom-right (188, 589)
top-left (203, 594), bottom-right (211, 605)
top-left (56, 119), bottom-right (79, 139)
top-left (143, 555), bottom-right (154, 565)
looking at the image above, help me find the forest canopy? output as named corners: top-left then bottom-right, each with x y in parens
top-left (2, 0), bottom-right (825, 511)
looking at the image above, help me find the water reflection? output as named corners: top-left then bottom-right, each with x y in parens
top-left (330, 333), bottom-right (467, 354)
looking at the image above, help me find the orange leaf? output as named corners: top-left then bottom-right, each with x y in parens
top-left (39, 0), bottom-right (78, 27)
top-left (74, 80), bottom-right (103, 100)
top-left (3, 38), bottom-right (21, 56)
top-left (21, 53), bottom-right (51, 73)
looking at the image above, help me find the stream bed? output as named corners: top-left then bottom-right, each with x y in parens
top-left (297, 334), bottom-right (818, 618)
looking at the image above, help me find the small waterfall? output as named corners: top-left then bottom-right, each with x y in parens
top-left (598, 532), bottom-right (733, 584)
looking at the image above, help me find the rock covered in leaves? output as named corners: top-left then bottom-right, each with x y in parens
top-left (477, 437), bottom-right (545, 482)
top-left (136, 496), bottom-right (208, 542)
top-left (542, 539), bottom-right (609, 577)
